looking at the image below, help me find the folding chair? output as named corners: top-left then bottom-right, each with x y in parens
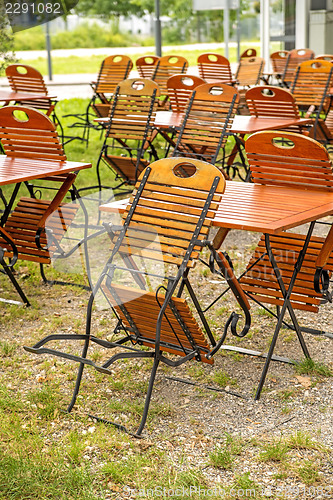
top-left (281, 48), bottom-right (315, 88)
top-left (290, 59), bottom-right (333, 144)
top-left (167, 74), bottom-right (206, 113)
top-left (66, 55), bottom-right (133, 142)
top-left (0, 106), bottom-right (96, 289)
top-left (197, 53), bottom-right (235, 84)
top-left (245, 85), bottom-right (308, 134)
top-left (151, 55), bottom-right (188, 108)
top-left (87, 78), bottom-right (160, 198)
top-left (23, 157), bottom-right (251, 436)
top-left (171, 83), bottom-right (244, 178)
top-left (269, 50), bottom-right (289, 85)
top-left (237, 131), bottom-right (333, 395)
top-left (5, 64), bottom-right (63, 138)
top-left (240, 48), bottom-right (257, 59)
top-left (136, 55), bottom-right (160, 79)
top-left (315, 55), bottom-right (333, 62)
top-left (234, 57), bottom-right (265, 115)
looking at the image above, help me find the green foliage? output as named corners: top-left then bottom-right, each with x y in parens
top-left (14, 23), bottom-right (152, 51)
top-left (259, 438), bottom-right (289, 462)
top-left (210, 433), bottom-right (244, 469)
top-left (0, 2), bottom-right (17, 73)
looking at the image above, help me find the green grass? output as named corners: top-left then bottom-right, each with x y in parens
top-left (16, 41), bottom-right (285, 77)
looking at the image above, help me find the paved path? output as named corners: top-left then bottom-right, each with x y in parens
top-left (0, 42), bottom-right (253, 99)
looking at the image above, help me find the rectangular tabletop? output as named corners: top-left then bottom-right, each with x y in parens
top-left (99, 181), bottom-right (333, 235)
top-left (153, 112), bottom-right (312, 134)
top-left (0, 90), bottom-right (57, 102)
top-left (0, 156), bottom-right (91, 186)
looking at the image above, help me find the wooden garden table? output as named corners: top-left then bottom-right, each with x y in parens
top-left (99, 180), bottom-right (333, 398)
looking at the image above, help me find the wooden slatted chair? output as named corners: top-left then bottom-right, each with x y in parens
top-left (290, 59), bottom-right (333, 143)
top-left (136, 55), bottom-right (160, 79)
top-left (66, 55), bottom-right (133, 142)
top-left (315, 55), bottom-right (333, 62)
top-left (270, 50), bottom-right (289, 85)
top-left (240, 131), bottom-right (333, 334)
top-left (245, 85), bottom-right (308, 134)
top-left (151, 55), bottom-right (188, 107)
top-left (0, 106), bottom-right (86, 288)
top-left (281, 48), bottom-right (315, 88)
top-left (240, 48), bottom-right (257, 59)
top-left (24, 157), bottom-right (251, 436)
top-left (197, 53), bottom-right (235, 84)
top-left (6, 64), bottom-right (56, 118)
top-left (234, 57), bottom-right (265, 115)
top-left (171, 83), bottom-right (242, 177)
top-left (90, 78), bottom-right (160, 197)
top-left (167, 74), bottom-right (205, 113)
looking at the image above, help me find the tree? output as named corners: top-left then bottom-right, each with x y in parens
top-left (0, 2), bottom-right (16, 73)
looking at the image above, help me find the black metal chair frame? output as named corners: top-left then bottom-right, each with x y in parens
top-left (24, 160), bottom-right (251, 436)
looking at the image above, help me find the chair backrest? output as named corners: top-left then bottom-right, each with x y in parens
top-left (235, 57), bottom-right (265, 87)
top-left (245, 85), bottom-right (300, 119)
top-left (290, 59), bottom-right (333, 113)
top-left (136, 55), bottom-right (160, 79)
top-left (167, 74), bottom-right (205, 113)
top-left (95, 55), bottom-right (133, 94)
top-left (118, 157), bottom-right (226, 268)
top-left (197, 53), bottom-right (234, 83)
top-left (270, 50), bottom-right (289, 74)
top-left (152, 55), bottom-right (189, 94)
top-left (0, 106), bottom-right (66, 161)
top-left (245, 130), bottom-right (333, 191)
top-left (6, 64), bottom-right (48, 95)
top-left (315, 54), bottom-right (333, 62)
top-left (105, 78), bottom-right (160, 143)
top-left (282, 48), bottom-right (315, 85)
top-left (173, 83), bottom-right (239, 164)
top-left (240, 48), bottom-right (257, 59)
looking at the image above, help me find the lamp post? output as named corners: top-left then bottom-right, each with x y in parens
top-left (155, 0), bottom-right (162, 57)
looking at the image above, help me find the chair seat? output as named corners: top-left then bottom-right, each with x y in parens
top-left (2, 197), bottom-right (78, 264)
top-left (102, 154), bottom-right (149, 184)
top-left (240, 232), bottom-right (333, 313)
top-left (103, 283), bottom-right (214, 364)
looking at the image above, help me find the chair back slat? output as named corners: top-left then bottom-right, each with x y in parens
top-left (245, 130), bottom-right (333, 190)
top-left (0, 106), bottom-right (66, 161)
top-left (197, 53), bottom-right (234, 83)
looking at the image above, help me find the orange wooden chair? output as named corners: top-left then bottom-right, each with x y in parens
top-left (281, 48), bottom-right (315, 88)
top-left (66, 55), bottom-right (133, 141)
top-left (315, 55), bottom-right (333, 62)
top-left (171, 83), bottom-right (242, 176)
top-left (151, 55), bottom-right (188, 107)
top-left (167, 74), bottom-right (205, 113)
top-left (240, 48), bottom-right (257, 59)
top-left (24, 157), bottom-right (251, 436)
top-left (91, 78), bottom-right (160, 197)
top-left (0, 106), bottom-right (90, 291)
top-left (136, 55), bottom-right (160, 79)
top-left (290, 59), bottom-right (333, 143)
top-left (270, 50), bottom-right (289, 84)
top-left (197, 53), bottom-right (235, 84)
top-left (5, 64), bottom-right (63, 138)
top-left (245, 85), bottom-right (308, 134)
top-left (241, 130), bottom-right (333, 336)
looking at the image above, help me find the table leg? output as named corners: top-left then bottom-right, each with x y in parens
top-left (255, 223), bottom-right (315, 400)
